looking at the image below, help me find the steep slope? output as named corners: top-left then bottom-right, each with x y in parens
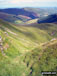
top-left (0, 20), bottom-right (30, 76)
top-left (0, 20), bottom-right (57, 76)
top-left (24, 39), bottom-right (57, 76)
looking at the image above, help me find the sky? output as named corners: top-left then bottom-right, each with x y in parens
top-left (0, 0), bottom-right (57, 8)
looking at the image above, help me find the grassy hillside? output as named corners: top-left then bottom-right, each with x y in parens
top-left (24, 39), bottom-right (57, 76)
top-left (0, 19), bottom-right (57, 76)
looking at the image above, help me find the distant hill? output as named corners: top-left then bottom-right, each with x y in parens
top-left (0, 8), bottom-right (57, 24)
top-left (0, 12), bottom-right (32, 23)
top-left (38, 14), bottom-right (57, 23)
top-left (0, 12), bottom-right (19, 22)
top-left (0, 8), bottom-right (39, 19)
top-left (23, 7), bottom-right (57, 17)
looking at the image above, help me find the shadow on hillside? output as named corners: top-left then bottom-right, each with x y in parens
top-left (21, 23), bottom-right (55, 30)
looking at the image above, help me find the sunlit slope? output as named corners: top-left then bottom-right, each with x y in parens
top-left (25, 19), bottom-right (38, 24)
top-left (0, 20), bottom-right (57, 52)
top-left (0, 20), bottom-right (57, 76)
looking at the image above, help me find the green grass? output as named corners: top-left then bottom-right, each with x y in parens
top-left (24, 40), bottom-right (57, 76)
top-left (15, 20), bottom-right (24, 24)
top-left (26, 19), bottom-right (38, 24)
top-left (0, 19), bottom-right (57, 76)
